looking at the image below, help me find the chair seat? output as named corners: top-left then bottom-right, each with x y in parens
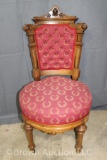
top-left (19, 76), bottom-right (92, 125)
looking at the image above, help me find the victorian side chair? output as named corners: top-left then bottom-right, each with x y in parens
top-left (19, 6), bottom-right (92, 153)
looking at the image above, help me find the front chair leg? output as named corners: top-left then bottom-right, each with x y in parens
top-left (25, 123), bottom-right (35, 152)
top-left (74, 124), bottom-right (87, 153)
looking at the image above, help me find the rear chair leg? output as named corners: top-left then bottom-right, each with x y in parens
top-left (25, 123), bottom-right (35, 152)
top-left (74, 124), bottom-right (87, 153)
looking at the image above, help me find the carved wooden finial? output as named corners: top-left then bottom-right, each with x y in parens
top-left (53, 7), bottom-right (58, 16)
top-left (47, 5), bottom-right (64, 18)
top-left (82, 23), bottom-right (88, 31)
top-left (32, 5), bottom-right (78, 24)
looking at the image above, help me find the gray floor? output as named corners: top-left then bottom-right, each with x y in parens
top-left (0, 110), bottom-right (107, 160)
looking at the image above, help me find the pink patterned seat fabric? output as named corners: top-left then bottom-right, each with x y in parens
top-left (19, 76), bottom-right (92, 125)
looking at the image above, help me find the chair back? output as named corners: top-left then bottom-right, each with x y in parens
top-left (23, 6), bottom-right (87, 80)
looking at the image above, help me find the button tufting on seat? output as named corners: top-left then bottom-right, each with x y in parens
top-left (49, 47), bottom-right (53, 50)
top-left (44, 52), bottom-right (48, 56)
top-left (49, 58), bottom-right (53, 61)
top-left (44, 28), bottom-right (48, 33)
top-left (54, 52), bottom-right (59, 57)
top-left (65, 52), bottom-right (69, 55)
top-left (44, 41), bottom-right (47, 45)
top-left (49, 34), bottom-right (53, 38)
top-left (44, 63), bottom-right (47, 66)
top-left (34, 24), bottom-right (76, 70)
top-left (60, 34), bottom-right (64, 38)
top-left (39, 34), bottom-right (42, 38)
top-left (70, 34), bottom-right (74, 39)
top-left (60, 46), bottom-right (63, 50)
top-left (55, 28), bottom-right (58, 32)
top-left (65, 41), bottom-right (69, 44)
top-left (65, 28), bottom-right (69, 32)
top-left (65, 63), bottom-right (69, 66)
top-left (55, 41), bottom-right (58, 44)
top-left (60, 58), bottom-right (64, 61)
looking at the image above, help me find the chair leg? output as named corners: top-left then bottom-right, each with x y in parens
top-left (74, 124), bottom-right (87, 153)
top-left (25, 123), bottom-right (35, 152)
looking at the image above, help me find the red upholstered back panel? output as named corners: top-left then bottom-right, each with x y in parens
top-left (34, 24), bottom-right (76, 70)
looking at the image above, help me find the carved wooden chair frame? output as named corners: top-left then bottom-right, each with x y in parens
top-left (22, 6), bottom-right (89, 153)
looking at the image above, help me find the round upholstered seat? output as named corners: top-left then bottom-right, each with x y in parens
top-left (19, 76), bottom-right (92, 125)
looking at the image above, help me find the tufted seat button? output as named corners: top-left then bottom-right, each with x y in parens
top-left (44, 63), bottom-right (47, 66)
top-left (55, 52), bottom-right (58, 55)
top-left (39, 34), bottom-right (42, 38)
top-left (49, 58), bottom-right (53, 61)
top-left (60, 58), bottom-right (64, 61)
top-left (65, 52), bottom-right (69, 55)
top-left (49, 35), bottom-right (53, 38)
top-left (65, 28), bottom-right (69, 32)
top-left (44, 53), bottom-right (47, 56)
top-left (55, 28), bottom-right (58, 32)
top-left (44, 28), bottom-right (48, 33)
top-left (60, 46), bottom-right (63, 50)
top-left (60, 34), bottom-right (64, 38)
top-left (35, 25), bottom-right (76, 70)
top-left (65, 41), bottom-right (69, 44)
top-left (70, 34), bottom-right (74, 39)
top-left (49, 47), bottom-right (53, 50)
top-left (65, 63), bottom-right (69, 66)
top-left (55, 41), bottom-right (58, 44)
top-left (44, 41), bottom-right (47, 44)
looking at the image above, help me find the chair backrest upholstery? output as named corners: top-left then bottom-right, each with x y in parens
top-left (23, 6), bottom-right (87, 80)
top-left (34, 24), bottom-right (76, 70)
